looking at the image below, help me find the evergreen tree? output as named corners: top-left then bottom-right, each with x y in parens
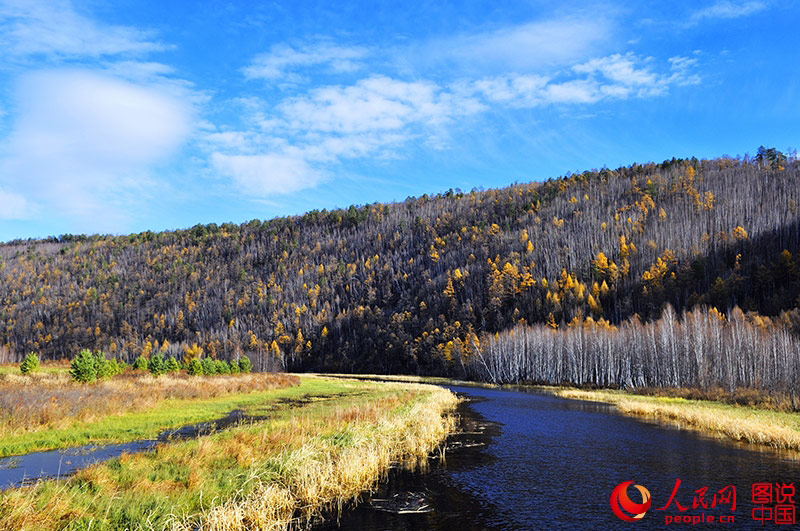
top-left (165, 356), bottom-right (180, 373)
top-left (19, 352), bottom-right (39, 374)
top-left (70, 349), bottom-right (98, 383)
top-left (187, 358), bottom-right (203, 376)
top-left (133, 356), bottom-right (148, 371)
top-left (148, 352), bottom-right (165, 376)
top-left (201, 357), bottom-right (217, 375)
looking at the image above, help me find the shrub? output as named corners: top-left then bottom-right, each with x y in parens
top-left (201, 357), bottom-right (217, 375)
top-left (108, 358), bottom-right (122, 376)
top-left (148, 353), bottom-right (165, 376)
top-left (239, 355), bottom-right (252, 373)
top-left (70, 349), bottom-right (98, 383)
top-left (215, 359), bottom-right (230, 375)
top-left (165, 356), bottom-right (180, 373)
top-left (187, 358), bottom-right (203, 376)
top-left (133, 355), bottom-right (148, 371)
top-left (95, 351), bottom-right (114, 380)
top-left (229, 360), bottom-right (240, 374)
top-left (20, 352), bottom-right (40, 374)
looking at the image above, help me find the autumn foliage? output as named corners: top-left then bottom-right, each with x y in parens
top-left (0, 150), bottom-right (799, 378)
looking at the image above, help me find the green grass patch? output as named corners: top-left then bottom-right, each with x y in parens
top-left (0, 363), bottom-right (69, 376)
top-left (0, 376), bottom-right (458, 531)
top-left (0, 376), bottom-right (359, 457)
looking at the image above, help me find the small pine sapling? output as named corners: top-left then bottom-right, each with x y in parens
top-left (165, 356), bottom-right (180, 373)
top-left (20, 352), bottom-right (40, 374)
top-left (187, 358), bottom-right (203, 376)
top-left (70, 349), bottom-right (98, 383)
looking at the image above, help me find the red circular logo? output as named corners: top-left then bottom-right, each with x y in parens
top-left (610, 481), bottom-right (652, 522)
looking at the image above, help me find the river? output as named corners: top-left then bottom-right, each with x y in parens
top-left (319, 385), bottom-right (800, 530)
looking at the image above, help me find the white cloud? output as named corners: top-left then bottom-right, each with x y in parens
top-left (471, 53), bottom-right (697, 107)
top-left (205, 75), bottom-right (488, 197)
top-left (0, 0), bottom-right (164, 58)
top-left (690, 1), bottom-right (767, 23)
top-left (278, 76), bottom-right (478, 134)
top-left (668, 56), bottom-right (702, 86)
top-left (472, 75), bottom-right (549, 103)
top-left (244, 42), bottom-right (369, 83)
top-left (211, 153), bottom-right (323, 196)
top-left (421, 16), bottom-right (612, 72)
top-left (210, 50), bottom-right (701, 199)
top-left (573, 54), bottom-right (658, 87)
top-left (0, 69), bottom-right (193, 219)
top-left (215, 14), bottom-right (703, 201)
top-left (0, 0), bottom-right (203, 234)
top-left (0, 188), bottom-right (29, 219)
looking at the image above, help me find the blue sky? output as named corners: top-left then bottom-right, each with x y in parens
top-left (0, 0), bottom-right (798, 241)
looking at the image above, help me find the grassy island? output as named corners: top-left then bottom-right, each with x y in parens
top-left (0, 373), bottom-right (457, 531)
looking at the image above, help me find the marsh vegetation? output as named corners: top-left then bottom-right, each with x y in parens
top-left (0, 375), bottom-right (457, 530)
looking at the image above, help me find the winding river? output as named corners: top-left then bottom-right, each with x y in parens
top-left (3, 383), bottom-right (799, 529)
top-left (320, 385), bottom-right (800, 530)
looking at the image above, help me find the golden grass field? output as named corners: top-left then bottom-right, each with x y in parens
top-left (0, 375), bottom-right (458, 531)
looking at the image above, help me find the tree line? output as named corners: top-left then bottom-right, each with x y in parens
top-left (469, 305), bottom-right (800, 406)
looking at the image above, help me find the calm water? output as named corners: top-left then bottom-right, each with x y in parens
top-left (0, 409), bottom-right (264, 488)
top-left (320, 385), bottom-right (800, 530)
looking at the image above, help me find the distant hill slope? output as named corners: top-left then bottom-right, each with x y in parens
top-left (2, 149), bottom-right (799, 374)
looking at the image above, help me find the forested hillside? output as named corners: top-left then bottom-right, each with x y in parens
top-left (2, 148), bottom-right (799, 377)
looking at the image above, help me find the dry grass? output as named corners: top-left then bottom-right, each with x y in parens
top-left (0, 378), bottom-right (458, 531)
top-left (189, 383), bottom-right (458, 530)
top-left (555, 388), bottom-right (800, 450)
top-left (0, 371), bottom-right (299, 437)
top-left (318, 372), bottom-right (500, 389)
top-left (633, 386), bottom-right (800, 411)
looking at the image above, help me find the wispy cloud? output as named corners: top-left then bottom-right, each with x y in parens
top-left (277, 76), bottom-right (481, 134)
top-left (211, 153), bottom-right (323, 196)
top-left (0, 69), bottom-right (193, 221)
top-left (690, 1), bottom-right (767, 23)
top-left (211, 49), bottom-right (700, 199)
top-left (467, 53), bottom-right (698, 107)
top-left (0, 187), bottom-right (29, 219)
top-left (667, 56), bottom-right (701, 86)
top-left (205, 75), bottom-right (486, 197)
top-left (0, 0), bottom-right (164, 59)
top-left (418, 16), bottom-right (613, 72)
top-left (244, 42), bottom-right (370, 84)
top-left (0, 0), bottom-right (201, 233)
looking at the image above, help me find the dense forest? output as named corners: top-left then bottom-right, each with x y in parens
top-left (2, 147), bottom-right (800, 385)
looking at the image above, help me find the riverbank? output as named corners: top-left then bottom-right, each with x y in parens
top-left (550, 387), bottom-right (800, 451)
top-left (0, 376), bottom-right (458, 530)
